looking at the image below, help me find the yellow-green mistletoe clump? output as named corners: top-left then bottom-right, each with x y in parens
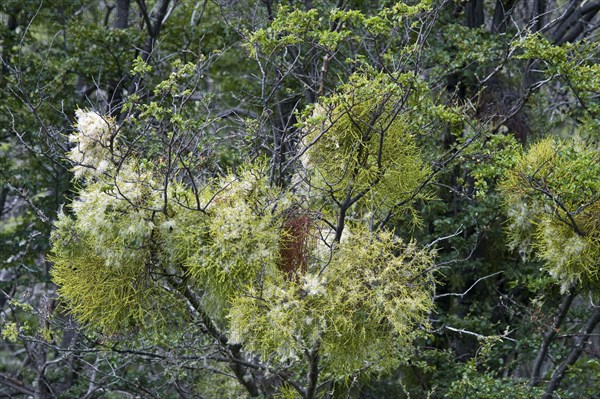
top-left (50, 212), bottom-right (174, 332)
top-left (228, 227), bottom-right (435, 377)
top-left (183, 166), bottom-right (291, 319)
top-left (52, 111), bottom-right (287, 331)
top-left (51, 110), bottom-right (186, 332)
top-left (51, 106), bottom-right (436, 382)
top-left (501, 137), bottom-right (600, 291)
top-left (299, 72), bottom-right (431, 221)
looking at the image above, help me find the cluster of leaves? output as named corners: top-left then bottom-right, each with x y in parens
top-left (183, 168), bottom-right (289, 319)
top-left (516, 34), bottom-right (600, 140)
top-left (248, 1), bottom-right (431, 57)
top-left (446, 339), bottom-right (542, 399)
top-left (50, 110), bottom-right (185, 332)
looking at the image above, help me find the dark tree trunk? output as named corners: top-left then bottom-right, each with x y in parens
top-left (114, 0), bottom-right (131, 29)
top-left (465, 0), bottom-right (484, 28)
top-left (532, 0), bottom-right (546, 32)
top-left (491, 0), bottom-right (518, 34)
top-left (552, 1), bottom-right (600, 44)
top-left (542, 306), bottom-right (600, 399)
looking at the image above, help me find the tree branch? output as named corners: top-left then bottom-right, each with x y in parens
top-left (0, 373), bottom-right (35, 396)
top-left (304, 342), bottom-right (321, 399)
top-left (530, 290), bottom-right (577, 387)
top-left (165, 275), bottom-right (260, 397)
top-left (552, 1), bottom-right (600, 44)
top-left (542, 305), bottom-right (600, 398)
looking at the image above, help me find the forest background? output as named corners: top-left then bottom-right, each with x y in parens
top-left (1, 0), bottom-right (600, 398)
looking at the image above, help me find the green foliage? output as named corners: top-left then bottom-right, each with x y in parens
top-left (50, 109), bottom-right (186, 332)
top-left (517, 35), bottom-right (600, 96)
top-left (430, 24), bottom-right (506, 73)
top-left (561, 357), bottom-right (600, 398)
top-left (0, 321), bottom-right (18, 343)
top-left (456, 131), bottom-right (522, 198)
top-left (446, 340), bottom-right (542, 399)
top-left (49, 176), bottom-right (186, 332)
top-left (247, 0), bottom-right (436, 95)
top-left (516, 34), bottom-right (600, 135)
top-left (51, 215), bottom-right (176, 333)
top-left (249, 0), bottom-right (433, 56)
top-left (6, 1), bottom-right (600, 397)
top-left (50, 103), bottom-right (436, 382)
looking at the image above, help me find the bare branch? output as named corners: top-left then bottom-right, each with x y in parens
top-left (542, 305), bottom-right (600, 398)
top-left (435, 272), bottom-right (503, 300)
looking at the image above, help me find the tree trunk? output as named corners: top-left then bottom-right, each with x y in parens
top-left (530, 291), bottom-right (577, 387)
top-left (532, 0), bottom-right (546, 33)
top-left (491, 0), bottom-right (518, 34)
top-left (114, 0), bottom-right (131, 29)
top-left (465, 0), bottom-right (484, 28)
top-left (542, 306), bottom-right (600, 398)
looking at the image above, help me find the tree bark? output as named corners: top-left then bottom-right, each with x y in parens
top-left (532, 0), bottom-right (546, 33)
top-left (0, 186), bottom-right (8, 219)
top-left (113, 0), bottom-right (172, 118)
top-left (552, 1), bottom-right (600, 44)
top-left (491, 0), bottom-right (518, 34)
top-left (304, 343), bottom-right (320, 399)
top-left (33, 344), bottom-right (50, 399)
top-left (114, 0), bottom-right (131, 29)
top-left (465, 0), bottom-right (484, 28)
top-left (530, 290), bottom-right (577, 386)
